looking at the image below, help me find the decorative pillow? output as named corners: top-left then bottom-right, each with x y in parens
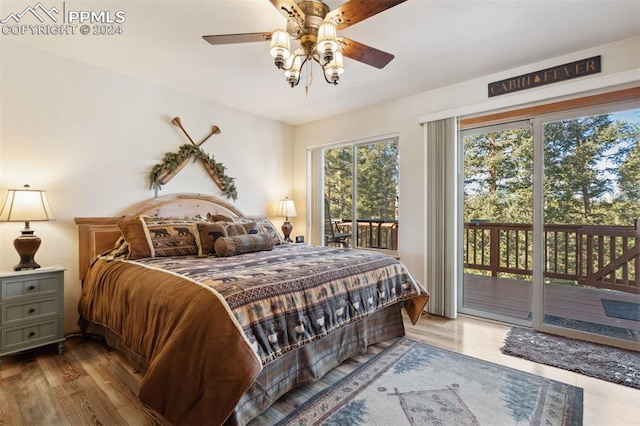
top-left (118, 217), bottom-right (152, 259)
top-left (214, 233), bottom-right (275, 257)
top-left (100, 236), bottom-right (130, 261)
top-left (119, 216), bottom-right (203, 259)
top-left (144, 220), bottom-right (202, 257)
top-left (234, 215), bottom-right (283, 245)
top-left (198, 221), bottom-right (259, 254)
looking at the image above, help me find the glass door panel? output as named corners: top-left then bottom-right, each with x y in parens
top-left (324, 146), bottom-right (353, 246)
top-left (354, 140), bottom-right (399, 250)
top-left (540, 107), bottom-right (640, 344)
top-left (460, 121), bottom-right (534, 324)
top-left (323, 138), bottom-right (399, 250)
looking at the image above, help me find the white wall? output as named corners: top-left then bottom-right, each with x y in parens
top-left (293, 36), bottom-right (640, 290)
top-left (0, 40), bottom-right (294, 333)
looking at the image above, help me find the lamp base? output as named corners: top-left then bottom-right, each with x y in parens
top-left (13, 230), bottom-right (42, 271)
top-left (281, 221), bottom-right (293, 243)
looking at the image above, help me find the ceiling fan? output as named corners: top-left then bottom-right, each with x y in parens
top-left (202, 0), bottom-right (407, 88)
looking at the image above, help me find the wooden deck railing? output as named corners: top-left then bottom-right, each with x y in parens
top-left (464, 222), bottom-right (640, 294)
top-left (336, 220), bottom-right (398, 250)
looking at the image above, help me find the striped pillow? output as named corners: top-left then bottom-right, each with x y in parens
top-left (214, 233), bottom-right (275, 257)
top-left (198, 221), bottom-right (259, 255)
top-left (234, 216), bottom-right (283, 245)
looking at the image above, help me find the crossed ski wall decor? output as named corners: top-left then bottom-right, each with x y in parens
top-left (149, 117), bottom-right (238, 200)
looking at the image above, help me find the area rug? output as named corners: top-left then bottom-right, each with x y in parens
top-left (501, 326), bottom-right (640, 389)
top-left (601, 299), bottom-right (640, 322)
top-left (277, 337), bottom-right (583, 426)
top-left (526, 313), bottom-right (640, 342)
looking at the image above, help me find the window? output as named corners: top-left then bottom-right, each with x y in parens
top-left (322, 136), bottom-right (399, 251)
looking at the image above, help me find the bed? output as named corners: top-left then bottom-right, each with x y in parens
top-left (74, 193), bottom-right (429, 425)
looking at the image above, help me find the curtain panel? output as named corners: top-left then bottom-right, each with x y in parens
top-left (424, 118), bottom-right (458, 318)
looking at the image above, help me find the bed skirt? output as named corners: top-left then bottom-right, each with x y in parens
top-left (228, 303), bottom-right (406, 425)
top-left (80, 303), bottom-right (406, 425)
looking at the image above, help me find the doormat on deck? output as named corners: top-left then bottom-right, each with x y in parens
top-left (501, 326), bottom-right (640, 389)
top-left (601, 299), bottom-right (640, 322)
top-left (525, 313), bottom-right (640, 342)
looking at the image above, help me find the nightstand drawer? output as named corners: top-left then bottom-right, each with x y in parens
top-left (1, 318), bottom-right (60, 352)
top-left (1, 274), bottom-right (59, 302)
top-left (0, 267), bottom-right (65, 363)
top-left (2, 298), bottom-right (59, 326)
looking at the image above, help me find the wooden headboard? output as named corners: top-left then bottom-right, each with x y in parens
top-left (74, 193), bottom-right (244, 281)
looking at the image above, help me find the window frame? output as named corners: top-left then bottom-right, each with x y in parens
top-left (308, 133), bottom-right (400, 255)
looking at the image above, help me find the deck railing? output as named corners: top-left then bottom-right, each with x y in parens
top-left (464, 222), bottom-right (640, 294)
top-left (336, 220), bottom-right (398, 250)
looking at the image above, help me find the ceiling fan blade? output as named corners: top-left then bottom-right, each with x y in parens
top-left (327, 0), bottom-right (407, 30)
top-left (269, 0), bottom-right (305, 25)
top-left (202, 32), bottom-right (272, 45)
top-left (339, 37), bottom-right (395, 69)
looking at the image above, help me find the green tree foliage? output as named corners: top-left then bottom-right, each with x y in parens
top-left (464, 110), bottom-right (639, 227)
top-left (543, 113), bottom-right (640, 225)
top-left (610, 118), bottom-right (640, 224)
top-left (324, 139), bottom-right (399, 221)
top-left (464, 128), bottom-right (533, 223)
top-left (324, 146), bottom-right (353, 221)
top-left (356, 142), bottom-right (399, 219)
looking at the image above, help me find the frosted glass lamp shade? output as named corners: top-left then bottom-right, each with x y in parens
top-left (269, 29), bottom-right (291, 68)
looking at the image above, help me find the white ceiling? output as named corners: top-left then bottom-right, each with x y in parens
top-left (2, 0), bottom-right (639, 125)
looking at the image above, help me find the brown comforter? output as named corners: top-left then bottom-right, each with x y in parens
top-left (78, 244), bottom-right (429, 425)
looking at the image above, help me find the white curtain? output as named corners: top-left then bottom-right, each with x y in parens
top-left (424, 118), bottom-right (458, 318)
top-left (307, 148), bottom-right (324, 246)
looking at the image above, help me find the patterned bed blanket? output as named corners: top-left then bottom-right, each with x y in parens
top-left (78, 244), bottom-right (429, 425)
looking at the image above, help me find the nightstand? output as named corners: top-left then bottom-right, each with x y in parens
top-left (0, 266), bottom-right (65, 367)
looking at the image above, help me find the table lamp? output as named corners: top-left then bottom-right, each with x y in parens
top-left (0, 185), bottom-right (55, 270)
top-left (276, 197), bottom-right (297, 243)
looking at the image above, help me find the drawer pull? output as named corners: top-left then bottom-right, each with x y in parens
top-left (28, 331), bottom-right (36, 338)
top-left (27, 285), bottom-right (36, 290)
top-left (28, 308), bottom-right (36, 314)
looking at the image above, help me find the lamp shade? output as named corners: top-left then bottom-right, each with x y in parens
top-left (276, 197), bottom-right (297, 219)
top-left (269, 29), bottom-right (291, 59)
top-left (317, 23), bottom-right (339, 60)
top-left (0, 185), bottom-right (55, 222)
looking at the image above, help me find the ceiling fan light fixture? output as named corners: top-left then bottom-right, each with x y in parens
top-left (317, 22), bottom-right (338, 63)
top-left (203, 0), bottom-right (406, 90)
top-left (269, 29), bottom-right (291, 69)
top-left (324, 50), bottom-right (344, 84)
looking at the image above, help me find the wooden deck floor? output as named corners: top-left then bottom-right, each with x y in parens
top-left (463, 273), bottom-right (640, 336)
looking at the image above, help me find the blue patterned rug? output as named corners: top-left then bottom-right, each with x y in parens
top-left (277, 337), bottom-right (583, 426)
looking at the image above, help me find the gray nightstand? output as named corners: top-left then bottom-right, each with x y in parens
top-left (0, 266), bottom-right (65, 367)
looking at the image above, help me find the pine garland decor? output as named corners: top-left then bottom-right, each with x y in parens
top-left (149, 143), bottom-right (238, 201)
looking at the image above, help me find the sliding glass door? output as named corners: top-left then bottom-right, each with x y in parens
top-left (322, 136), bottom-right (399, 252)
top-left (459, 121), bottom-right (534, 324)
top-left (534, 104), bottom-right (640, 346)
top-left (459, 102), bottom-right (639, 348)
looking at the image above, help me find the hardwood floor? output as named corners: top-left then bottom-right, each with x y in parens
top-left (1, 314), bottom-right (638, 425)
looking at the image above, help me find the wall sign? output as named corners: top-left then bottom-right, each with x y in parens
top-left (488, 56), bottom-right (601, 97)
